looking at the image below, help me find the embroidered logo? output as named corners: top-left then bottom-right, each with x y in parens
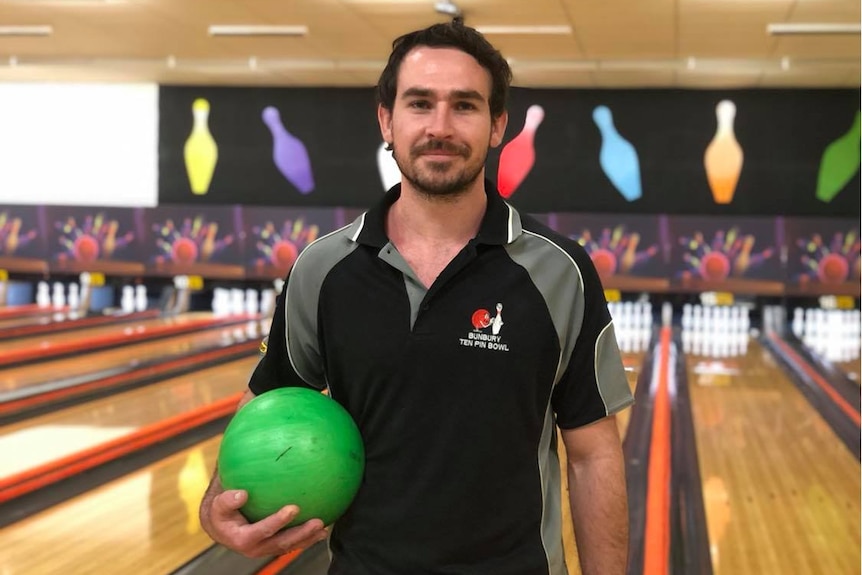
top-left (460, 302), bottom-right (509, 352)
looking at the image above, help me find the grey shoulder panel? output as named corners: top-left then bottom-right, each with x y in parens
top-left (284, 221), bottom-right (360, 388)
top-left (504, 229), bottom-right (585, 383)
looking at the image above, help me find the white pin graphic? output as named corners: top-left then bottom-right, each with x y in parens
top-left (491, 303), bottom-right (504, 335)
top-left (377, 141), bottom-right (401, 192)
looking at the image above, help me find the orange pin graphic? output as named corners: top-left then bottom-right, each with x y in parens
top-left (704, 100), bottom-right (744, 204)
top-left (184, 98), bottom-right (218, 195)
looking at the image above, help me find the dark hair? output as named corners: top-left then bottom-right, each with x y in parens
top-left (375, 21), bottom-right (512, 119)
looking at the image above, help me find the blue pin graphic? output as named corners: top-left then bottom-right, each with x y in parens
top-left (592, 105), bottom-right (642, 202)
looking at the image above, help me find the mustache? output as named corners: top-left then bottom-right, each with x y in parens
top-left (411, 140), bottom-right (469, 157)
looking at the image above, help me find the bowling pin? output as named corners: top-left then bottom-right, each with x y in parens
top-left (135, 284), bottom-right (148, 312)
top-left (245, 288), bottom-right (260, 316)
top-left (68, 282), bottom-right (80, 312)
top-left (592, 106), bottom-right (642, 202)
top-left (262, 106), bottom-right (315, 194)
top-left (121, 285), bottom-right (135, 313)
top-left (816, 110), bottom-right (860, 203)
top-left (52, 282), bottom-right (65, 308)
top-left (704, 100), bottom-right (743, 205)
top-left (184, 98), bottom-right (219, 196)
top-left (230, 288), bottom-right (245, 315)
top-left (497, 105), bottom-right (545, 198)
top-left (377, 141), bottom-right (401, 192)
top-left (36, 281), bottom-right (50, 308)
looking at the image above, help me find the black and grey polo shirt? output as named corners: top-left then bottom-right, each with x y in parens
top-left (249, 180), bottom-right (634, 575)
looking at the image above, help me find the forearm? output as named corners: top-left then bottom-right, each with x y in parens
top-left (567, 451), bottom-right (629, 575)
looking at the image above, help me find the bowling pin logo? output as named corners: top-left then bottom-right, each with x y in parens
top-left (262, 106), bottom-right (315, 195)
top-left (815, 110), bottom-right (860, 203)
top-left (592, 106), bottom-right (642, 202)
top-left (497, 105), bottom-right (545, 198)
top-left (491, 302), bottom-right (504, 335)
top-left (377, 141), bottom-right (401, 192)
top-left (184, 98), bottom-right (219, 196)
top-left (704, 100), bottom-right (744, 205)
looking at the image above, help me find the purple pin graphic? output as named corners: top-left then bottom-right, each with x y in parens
top-left (262, 106), bottom-right (315, 194)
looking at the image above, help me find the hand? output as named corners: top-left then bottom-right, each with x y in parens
top-left (205, 489), bottom-right (328, 558)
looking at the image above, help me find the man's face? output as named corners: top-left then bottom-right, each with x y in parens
top-left (378, 46), bottom-right (508, 197)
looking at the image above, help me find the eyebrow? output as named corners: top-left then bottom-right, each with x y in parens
top-left (401, 87), bottom-right (486, 102)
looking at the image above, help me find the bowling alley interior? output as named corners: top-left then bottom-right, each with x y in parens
top-left (0, 1), bottom-right (859, 574)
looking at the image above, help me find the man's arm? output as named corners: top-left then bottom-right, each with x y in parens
top-left (561, 415), bottom-right (628, 575)
top-left (198, 389), bottom-right (328, 557)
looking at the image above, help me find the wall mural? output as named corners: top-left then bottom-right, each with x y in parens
top-left (158, 86), bottom-right (860, 218)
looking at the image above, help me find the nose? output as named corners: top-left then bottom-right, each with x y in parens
top-left (426, 104), bottom-right (455, 139)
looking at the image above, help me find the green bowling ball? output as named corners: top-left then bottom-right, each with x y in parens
top-left (217, 387), bottom-right (365, 527)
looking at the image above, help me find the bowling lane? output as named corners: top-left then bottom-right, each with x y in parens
top-left (0, 310), bottom-right (84, 331)
top-left (0, 318), bottom-right (268, 394)
top-left (1, 356), bottom-right (259, 481)
top-left (0, 435), bottom-right (222, 575)
top-left (0, 311), bottom-right (220, 355)
top-left (687, 338), bottom-right (860, 575)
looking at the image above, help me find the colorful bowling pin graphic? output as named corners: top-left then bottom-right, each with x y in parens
top-left (497, 105), bottom-right (545, 198)
top-left (262, 106), bottom-right (315, 194)
top-left (704, 100), bottom-right (744, 205)
top-left (815, 110), bottom-right (860, 203)
top-left (592, 106), bottom-right (642, 202)
top-left (377, 141), bottom-right (401, 191)
top-left (184, 98), bottom-right (219, 196)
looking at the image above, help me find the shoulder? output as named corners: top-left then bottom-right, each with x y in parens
top-left (288, 217), bottom-right (363, 292)
top-left (511, 211), bottom-right (601, 289)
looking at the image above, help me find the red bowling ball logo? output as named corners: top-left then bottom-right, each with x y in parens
top-left (471, 309), bottom-right (492, 330)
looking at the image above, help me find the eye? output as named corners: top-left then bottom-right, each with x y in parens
top-left (408, 100), bottom-right (431, 110)
top-left (455, 101), bottom-right (478, 111)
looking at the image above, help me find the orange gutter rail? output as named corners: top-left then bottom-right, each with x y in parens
top-left (642, 304), bottom-right (674, 575)
top-left (0, 392), bottom-right (243, 503)
top-left (768, 333), bottom-right (860, 427)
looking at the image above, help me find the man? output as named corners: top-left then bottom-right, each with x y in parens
top-left (200, 20), bottom-right (633, 575)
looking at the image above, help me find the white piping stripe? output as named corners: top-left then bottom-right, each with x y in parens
top-left (594, 321), bottom-right (615, 415)
top-left (349, 212), bottom-right (366, 242)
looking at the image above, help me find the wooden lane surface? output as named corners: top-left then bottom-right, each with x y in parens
top-left (0, 435), bottom-right (223, 575)
top-left (0, 311), bottom-right (219, 355)
top-left (0, 318), bottom-right (269, 394)
top-left (834, 359), bottom-right (860, 385)
top-left (0, 311), bottom-right (85, 331)
top-left (558, 351), bottom-right (645, 575)
top-left (0, 356), bottom-right (259, 481)
top-left (687, 339), bottom-right (860, 574)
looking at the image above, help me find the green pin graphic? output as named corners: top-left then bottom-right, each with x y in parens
top-left (816, 110), bottom-right (861, 203)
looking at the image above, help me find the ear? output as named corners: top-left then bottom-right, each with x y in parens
top-left (489, 111), bottom-right (508, 149)
top-left (377, 104), bottom-right (393, 147)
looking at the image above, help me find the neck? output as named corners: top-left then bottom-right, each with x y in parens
top-left (388, 177), bottom-right (487, 245)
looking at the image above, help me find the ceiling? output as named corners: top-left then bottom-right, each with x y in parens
top-left (0, 0), bottom-right (858, 88)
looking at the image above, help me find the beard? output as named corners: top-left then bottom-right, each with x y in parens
top-left (392, 139), bottom-right (486, 198)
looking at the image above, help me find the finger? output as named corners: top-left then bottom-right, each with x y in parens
top-left (269, 519), bottom-right (328, 554)
top-left (248, 505), bottom-right (301, 540)
top-left (210, 490), bottom-right (248, 521)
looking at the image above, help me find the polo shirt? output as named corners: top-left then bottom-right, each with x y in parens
top-left (249, 180), bottom-right (634, 575)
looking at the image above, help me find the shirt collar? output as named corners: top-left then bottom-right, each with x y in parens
top-left (351, 179), bottom-right (522, 248)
